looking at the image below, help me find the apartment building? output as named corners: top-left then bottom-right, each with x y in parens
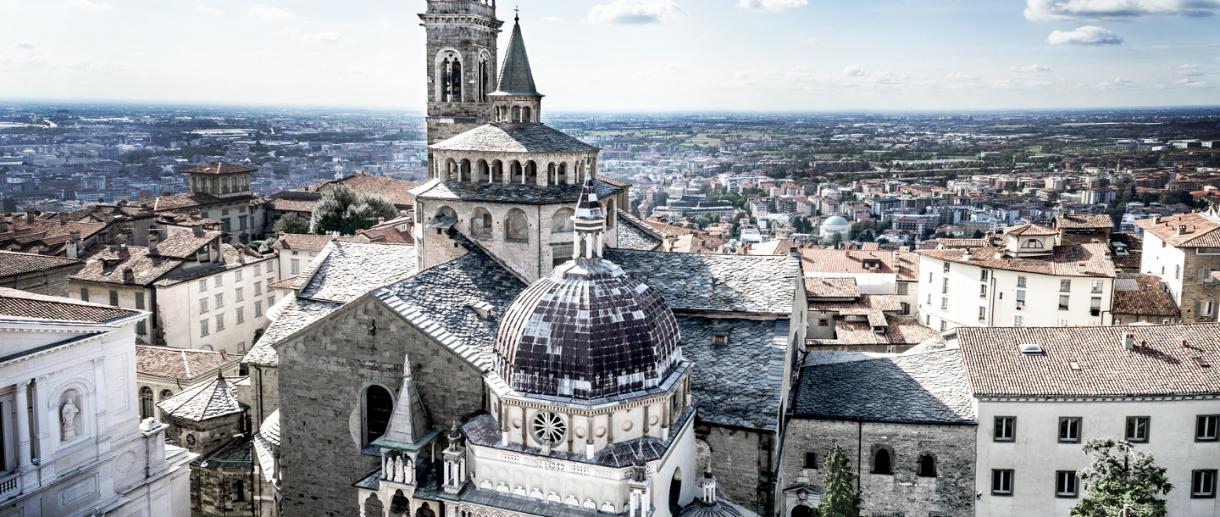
top-left (800, 246), bottom-right (920, 316)
top-left (68, 227), bottom-right (280, 353)
top-left (918, 224), bottom-right (1115, 331)
top-left (956, 324), bottom-right (1220, 517)
top-left (1137, 210), bottom-right (1220, 323)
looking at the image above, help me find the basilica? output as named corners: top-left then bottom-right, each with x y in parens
top-left (241, 1), bottom-right (804, 516)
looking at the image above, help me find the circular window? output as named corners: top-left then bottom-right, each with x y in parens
top-left (531, 412), bottom-right (566, 444)
top-left (185, 433), bottom-right (197, 448)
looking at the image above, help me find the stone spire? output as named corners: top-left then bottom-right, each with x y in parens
top-left (489, 13), bottom-right (543, 123)
top-left (380, 355), bottom-right (432, 446)
top-left (494, 14), bottom-right (540, 97)
top-left (572, 178), bottom-right (606, 259)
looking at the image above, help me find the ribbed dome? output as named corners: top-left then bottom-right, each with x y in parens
top-left (494, 257), bottom-right (681, 400)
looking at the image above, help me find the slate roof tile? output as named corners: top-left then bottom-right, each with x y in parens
top-left (157, 376), bottom-right (243, 422)
top-left (793, 349), bottom-right (975, 424)
top-left (679, 316), bottom-right (788, 431)
top-left (605, 250), bottom-right (799, 315)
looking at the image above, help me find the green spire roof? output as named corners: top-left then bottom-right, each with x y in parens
top-left (493, 16), bottom-right (542, 97)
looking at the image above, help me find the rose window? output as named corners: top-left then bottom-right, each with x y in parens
top-left (531, 412), bottom-right (566, 444)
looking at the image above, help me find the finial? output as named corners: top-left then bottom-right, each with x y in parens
top-left (514, 5), bottom-right (519, 22)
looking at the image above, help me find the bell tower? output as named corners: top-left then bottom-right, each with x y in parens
top-left (419, 0), bottom-right (502, 145)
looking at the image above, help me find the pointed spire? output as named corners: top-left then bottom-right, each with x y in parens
top-left (493, 13), bottom-right (541, 97)
top-left (380, 355), bottom-right (432, 446)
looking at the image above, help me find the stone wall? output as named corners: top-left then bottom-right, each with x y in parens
top-left (1179, 251), bottom-right (1220, 323)
top-left (779, 418), bottom-right (976, 517)
top-left (0, 267), bottom-right (80, 296)
top-left (277, 296), bottom-right (486, 517)
top-left (697, 424), bottom-right (774, 516)
top-left (191, 460), bottom-right (257, 517)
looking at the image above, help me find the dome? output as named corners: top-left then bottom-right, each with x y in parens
top-left (493, 258), bottom-right (682, 400)
top-left (822, 216), bottom-right (849, 227)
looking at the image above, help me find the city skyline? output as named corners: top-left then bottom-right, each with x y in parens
top-left (1, 0), bottom-right (1219, 112)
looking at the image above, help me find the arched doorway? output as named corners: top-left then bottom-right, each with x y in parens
top-left (414, 503), bottom-right (436, 517)
top-left (668, 468), bottom-right (683, 514)
top-left (388, 490), bottom-right (409, 517)
top-left (363, 493), bottom-right (385, 517)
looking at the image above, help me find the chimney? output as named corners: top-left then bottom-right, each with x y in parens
top-left (148, 229), bottom-right (160, 255)
top-left (1177, 224), bottom-right (1188, 236)
top-left (25, 210), bottom-right (35, 223)
top-left (58, 212), bottom-right (67, 225)
top-left (122, 267), bottom-right (135, 283)
top-left (66, 230), bottom-right (82, 259)
top-left (1122, 332), bottom-right (1136, 351)
top-left (118, 244), bottom-right (129, 258)
top-left (192, 225), bottom-right (204, 237)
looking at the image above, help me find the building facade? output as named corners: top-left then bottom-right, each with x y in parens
top-left (0, 288), bottom-right (192, 516)
top-left (1137, 210), bottom-right (1220, 323)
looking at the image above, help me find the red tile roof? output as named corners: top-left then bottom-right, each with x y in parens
top-left (0, 287), bottom-right (140, 323)
top-left (956, 324), bottom-right (1220, 398)
top-left (918, 242), bottom-right (1115, 278)
top-left (136, 345), bottom-right (241, 381)
top-left (181, 163), bottom-right (257, 175)
top-left (1135, 212), bottom-right (1220, 248)
top-left (0, 251), bottom-right (83, 279)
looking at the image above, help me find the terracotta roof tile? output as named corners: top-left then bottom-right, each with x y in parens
top-left (136, 345), bottom-right (241, 381)
top-left (0, 287), bottom-right (140, 323)
top-left (956, 324), bottom-right (1220, 397)
top-left (917, 242), bottom-right (1115, 278)
top-left (1135, 212), bottom-right (1220, 248)
top-left (1111, 274), bottom-right (1179, 318)
top-left (0, 251), bottom-right (83, 279)
top-left (180, 163), bottom-right (257, 175)
top-left (1055, 213), bottom-right (1114, 230)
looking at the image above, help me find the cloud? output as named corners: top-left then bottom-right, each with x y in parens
top-left (803, 37), bottom-right (819, 44)
top-left (1047, 25), bottom-right (1122, 45)
top-left (1097, 76), bottom-right (1136, 90)
top-left (1177, 77), bottom-right (1207, 87)
top-left (15, 42), bottom-right (35, 50)
top-left (738, 0), bottom-right (808, 12)
top-left (299, 31), bottom-right (343, 43)
top-left (1024, 0), bottom-right (1220, 21)
top-left (248, 4), bottom-right (296, 24)
top-left (842, 65), bottom-right (867, 77)
top-left (587, 0), bottom-right (681, 24)
top-left (194, 5), bottom-right (224, 16)
top-left (1010, 63), bottom-right (1051, 73)
top-left (1177, 64), bottom-right (1203, 77)
top-left (65, 0), bottom-right (112, 12)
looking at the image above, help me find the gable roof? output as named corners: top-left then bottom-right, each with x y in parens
top-left (605, 249), bottom-right (800, 315)
top-left (679, 316), bottom-right (789, 431)
top-left (0, 287), bottom-right (140, 323)
top-left (0, 251), bottom-right (83, 279)
top-left (1054, 213), bottom-right (1114, 230)
top-left (793, 349), bottom-right (975, 424)
top-left (1135, 212), bottom-right (1220, 248)
top-left (136, 345), bottom-right (241, 382)
top-left (615, 210), bottom-right (664, 251)
top-left (298, 241), bottom-right (418, 303)
top-left (1111, 274), bottom-right (1179, 318)
top-left (917, 242), bottom-right (1115, 278)
top-left (956, 324), bottom-right (1220, 398)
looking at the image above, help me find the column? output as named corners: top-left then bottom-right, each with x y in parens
top-left (14, 380), bottom-right (31, 469)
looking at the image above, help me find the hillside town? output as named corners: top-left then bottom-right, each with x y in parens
top-left (1, 2), bottom-right (1219, 517)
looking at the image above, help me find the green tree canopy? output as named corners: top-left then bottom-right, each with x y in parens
top-left (272, 213), bottom-right (310, 235)
top-left (818, 445), bottom-right (861, 517)
top-left (308, 185), bottom-right (398, 235)
top-left (1072, 439), bottom-right (1172, 517)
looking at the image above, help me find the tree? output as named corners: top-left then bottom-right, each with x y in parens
top-left (1072, 439), bottom-right (1173, 517)
top-left (818, 445), bottom-right (861, 517)
top-left (273, 213), bottom-right (310, 235)
top-left (309, 185), bottom-right (399, 235)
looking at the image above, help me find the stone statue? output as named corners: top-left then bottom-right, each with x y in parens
top-left (393, 454), bottom-right (403, 483)
top-left (61, 397), bottom-right (79, 440)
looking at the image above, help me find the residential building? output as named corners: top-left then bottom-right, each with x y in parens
top-left (803, 277), bottom-right (936, 353)
top-left (0, 250), bottom-right (83, 296)
top-left (68, 227), bottom-right (279, 353)
top-left (1136, 210), bottom-right (1220, 323)
top-left (151, 163), bottom-right (264, 244)
top-left (918, 224), bottom-right (1115, 331)
top-left (956, 324), bottom-right (1220, 517)
top-left (0, 288), bottom-right (192, 515)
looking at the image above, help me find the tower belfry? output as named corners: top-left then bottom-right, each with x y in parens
top-left (419, 0), bottom-right (502, 145)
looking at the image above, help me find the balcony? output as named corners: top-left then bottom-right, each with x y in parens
top-left (0, 472), bottom-right (21, 502)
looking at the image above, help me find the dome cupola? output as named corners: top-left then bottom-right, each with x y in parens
top-left (493, 181), bottom-right (681, 400)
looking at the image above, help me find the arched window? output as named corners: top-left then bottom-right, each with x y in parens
top-left (552, 208), bottom-right (574, 233)
top-left (522, 106), bottom-right (532, 122)
top-left (668, 469), bottom-right (683, 514)
top-left (389, 490), bottom-right (410, 517)
top-left (139, 386), bottom-right (154, 419)
top-left (525, 161), bottom-right (538, 185)
top-left (872, 447), bottom-right (893, 475)
top-left (505, 209), bottom-right (529, 242)
top-left (450, 59), bottom-right (462, 101)
top-left (917, 453), bottom-right (937, 477)
top-left (476, 160), bottom-right (490, 183)
top-left (363, 493), bottom-right (385, 517)
top-left (509, 161), bottom-right (524, 184)
top-left (491, 160), bottom-right (504, 183)
top-left (433, 206), bottom-right (457, 224)
top-left (557, 163), bottom-right (569, 185)
top-left (363, 385), bottom-right (393, 446)
top-left (477, 55), bottom-right (490, 102)
top-left (1021, 239), bottom-right (1044, 249)
top-left (460, 159), bottom-right (472, 182)
top-left (414, 504), bottom-right (436, 517)
top-left (160, 389), bottom-right (173, 402)
top-left (470, 207), bottom-right (493, 240)
top-left (511, 106), bottom-right (521, 123)
top-left (790, 505), bottom-right (815, 517)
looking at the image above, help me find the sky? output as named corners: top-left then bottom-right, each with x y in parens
top-left (1, 0), bottom-right (1218, 112)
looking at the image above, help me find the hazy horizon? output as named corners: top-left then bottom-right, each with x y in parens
top-left (3, 0), bottom-right (1219, 111)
